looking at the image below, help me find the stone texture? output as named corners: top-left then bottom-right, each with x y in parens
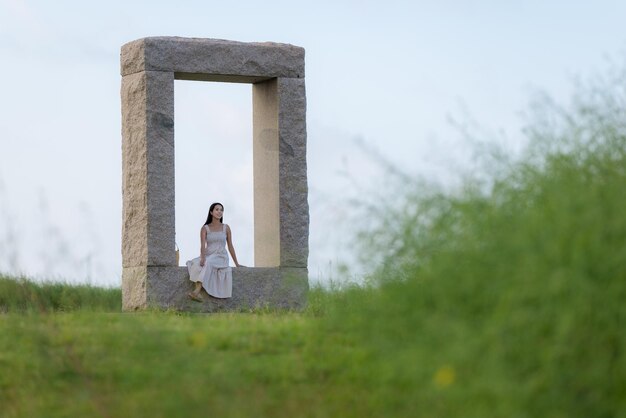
top-left (253, 79), bottom-right (280, 267)
top-left (123, 266), bottom-right (308, 312)
top-left (121, 37), bottom-right (308, 312)
top-left (144, 71), bottom-right (175, 267)
top-left (121, 72), bottom-right (149, 268)
top-left (251, 77), bottom-right (309, 269)
top-left (278, 78), bottom-right (309, 268)
top-left (121, 37), bottom-right (305, 80)
top-left (122, 266), bottom-right (148, 310)
top-left (121, 70), bottom-right (176, 268)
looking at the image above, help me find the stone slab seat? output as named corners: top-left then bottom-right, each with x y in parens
top-left (122, 266), bottom-right (309, 313)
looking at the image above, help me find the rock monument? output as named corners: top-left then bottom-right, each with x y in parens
top-left (120, 37), bottom-right (308, 312)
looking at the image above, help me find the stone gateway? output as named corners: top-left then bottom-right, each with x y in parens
top-left (120, 37), bottom-right (309, 312)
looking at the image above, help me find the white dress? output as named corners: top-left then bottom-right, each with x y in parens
top-left (186, 224), bottom-right (232, 298)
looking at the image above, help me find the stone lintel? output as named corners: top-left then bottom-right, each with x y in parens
top-left (121, 37), bottom-right (305, 79)
top-left (175, 72), bottom-right (273, 84)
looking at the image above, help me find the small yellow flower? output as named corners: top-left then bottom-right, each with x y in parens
top-left (187, 331), bottom-right (207, 348)
top-left (433, 365), bottom-right (456, 388)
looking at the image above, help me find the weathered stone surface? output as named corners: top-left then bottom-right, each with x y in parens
top-left (278, 78), bottom-right (309, 268)
top-left (121, 72), bottom-right (148, 268)
top-left (122, 266), bottom-right (148, 310)
top-left (122, 266), bottom-right (308, 312)
top-left (144, 71), bottom-right (175, 267)
top-left (121, 37), bottom-right (309, 312)
top-left (123, 266), bottom-right (188, 310)
top-left (121, 70), bottom-right (176, 268)
top-left (145, 266), bottom-right (186, 307)
top-left (121, 37), bottom-right (305, 80)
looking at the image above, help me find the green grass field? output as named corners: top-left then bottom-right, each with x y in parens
top-left (0, 284), bottom-right (404, 418)
top-left (1, 69), bottom-right (625, 417)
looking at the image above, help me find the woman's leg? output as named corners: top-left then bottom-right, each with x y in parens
top-left (192, 281), bottom-right (202, 295)
top-left (188, 281), bottom-right (203, 301)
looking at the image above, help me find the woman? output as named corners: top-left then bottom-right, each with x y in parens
top-left (186, 202), bottom-right (240, 301)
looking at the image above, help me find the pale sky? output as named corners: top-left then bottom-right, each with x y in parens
top-left (1, 0), bottom-right (625, 286)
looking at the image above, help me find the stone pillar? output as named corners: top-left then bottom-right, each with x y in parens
top-left (252, 78), bottom-right (309, 268)
top-left (121, 70), bottom-right (176, 310)
top-left (277, 78), bottom-right (308, 268)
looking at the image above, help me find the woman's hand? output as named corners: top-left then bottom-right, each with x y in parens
top-left (200, 257), bottom-right (206, 267)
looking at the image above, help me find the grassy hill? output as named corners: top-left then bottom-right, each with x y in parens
top-left (1, 69), bottom-right (625, 417)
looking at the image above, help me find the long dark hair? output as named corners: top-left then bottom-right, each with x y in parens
top-left (204, 202), bottom-right (224, 226)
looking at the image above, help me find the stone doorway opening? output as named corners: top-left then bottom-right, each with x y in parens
top-left (174, 80), bottom-right (253, 268)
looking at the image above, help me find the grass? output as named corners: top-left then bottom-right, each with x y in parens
top-left (2, 66), bottom-right (626, 417)
top-left (325, 67), bottom-right (626, 417)
top-left (0, 305), bottom-right (388, 417)
top-left (1, 311), bottom-right (311, 417)
top-left (0, 275), bottom-right (120, 313)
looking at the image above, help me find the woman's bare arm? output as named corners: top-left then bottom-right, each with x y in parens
top-left (199, 226), bottom-right (207, 266)
top-left (226, 225), bottom-right (241, 267)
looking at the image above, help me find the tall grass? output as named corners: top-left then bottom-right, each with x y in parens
top-left (0, 274), bottom-right (121, 312)
top-left (318, 66), bottom-right (626, 416)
